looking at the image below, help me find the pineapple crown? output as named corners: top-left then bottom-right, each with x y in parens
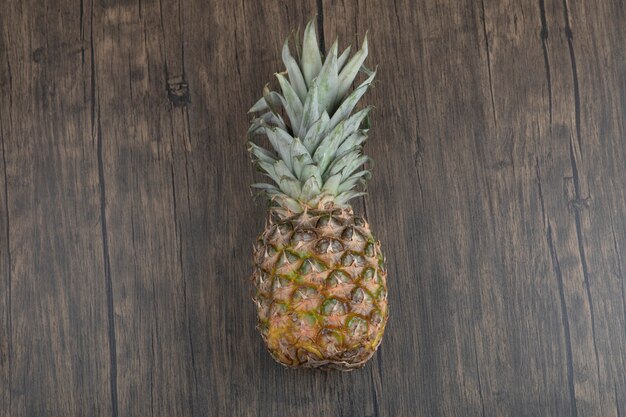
top-left (248, 20), bottom-right (376, 214)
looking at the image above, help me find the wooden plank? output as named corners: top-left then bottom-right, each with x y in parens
top-left (540, 1), bottom-right (626, 415)
top-left (89, 1), bottom-right (193, 415)
top-left (0, 15), bottom-right (10, 414)
top-left (324, 1), bottom-right (507, 415)
top-left (0, 0), bottom-right (113, 415)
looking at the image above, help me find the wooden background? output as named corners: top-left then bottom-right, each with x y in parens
top-left (1, 0), bottom-right (625, 416)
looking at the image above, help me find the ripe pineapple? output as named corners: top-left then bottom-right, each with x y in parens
top-left (248, 21), bottom-right (388, 370)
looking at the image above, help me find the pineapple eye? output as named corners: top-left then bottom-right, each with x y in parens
top-left (276, 252), bottom-right (288, 267)
top-left (292, 287), bottom-right (322, 312)
top-left (292, 287), bottom-right (317, 301)
top-left (265, 245), bottom-right (278, 257)
top-left (300, 312), bottom-right (318, 326)
top-left (351, 287), bottom-right (365, 304)
top-left (346, 316), bottom-right (368, 335)
top-left (354, 254), bottom-right (365, 266)
top-left (376, 287), bottom-right (387, 302)
top-left (315, 238), bottom-right (344, 254)
top-left (278, 222), bottom-right (293, 234)
top-left (255, 272), bottom-right (272, 293)
top-left (326, 270), bottom-right (352, 288)
top-left (364, 243), bottom-right (375, 257)
top-left (350, 287), bottom-right (373, 311)
top-left (363, 268), bottom-right (375, 280)
top-left (269, 301), bottom-right (288, 316)
top-left (285, 251), bottom-right (299, 263)
top-left (272, 276), bottom-right (291, 292)
top-left (298, 258), bottom-right (327, 274)
top-left (342, 226), bottom-right (365, 242)
top-left (370, 309), bottom-right (384, 326)
top-left (321, 298), bottom-right (347, 315)
top-left (317, 328), bottom-right (343, 349)
top-left (314, 239), bottom-right (330, 254)
top-left (341, 252), bottom-right (366, 267)
top-left (299, 259), bottom-right (312, 274)
top-left (291, 229), bottom-right (317, 245)
top-left (276, 250), bottom-right (298, 267)
top-left (329, 239), bottom-right (343, 253)
top-left (316, 215), bottom-right (330, 228)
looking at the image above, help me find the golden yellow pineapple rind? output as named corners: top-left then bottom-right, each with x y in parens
top-left (252, 208), bottom-right (388, 370)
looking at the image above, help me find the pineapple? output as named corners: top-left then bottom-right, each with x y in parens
top-left (248, 20), bottom-right (388, 370)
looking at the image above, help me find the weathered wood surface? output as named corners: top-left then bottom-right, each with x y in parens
top-left (1, 0), bottom-right (625, 416)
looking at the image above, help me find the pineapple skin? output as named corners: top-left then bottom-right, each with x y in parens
top-left (252, 207), bottom-right (388, 370)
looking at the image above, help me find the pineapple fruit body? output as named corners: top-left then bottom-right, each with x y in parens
top-left (247, 20), bottom-right (388, 369)
top-left (253, 207), bottom-right (388, 369)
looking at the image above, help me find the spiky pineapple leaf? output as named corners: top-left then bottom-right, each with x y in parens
top-left (263, 86), bottom-right (283, 112)
top-left (301, 164), bottom-right (323, 185)
top-left (276, 194), bottom-right (305, 212)
top-left (303, 112), bottom-right (330, 153)
top-left (326, 150), bottom-right (361, 178)
top-left (334, 191), bottom-right (367, 206)
top-left (278, 175), bottom-right (302, 198)
top-left (273, 159), bottom-right (297, 180)
top-left (328, 69), bottom-right (376, 131)
top-left (335, 130), bottom-right (368, 157)
top-left (315, 39), bottom-right (339, 113)
top-left (248, 141), bottom-right (278, 164)
top-left (247, 20), bottom-right (377, 212)
top-left (336, 33), bottom-right (369, 101)
top-left (249, 97), bottom-right (267, 113)
top-left (300, 176), bottom-right (322, 202)
top-left (290, 138), bottom-right (312, 179)
top-left (256, 160), bottom-right (279, 183)
top-left (337, 170), bottom-right (371, 193)
top-left (343, 169), bottom-right (371, 185)
top-left (301, 21), bottom-right (322, 87)
top-left (265, 127), bottom-right (294, 171)
top-left (251, 182), bottom-right (281, 193)
top-left (282, 39), bottom-right (308, 102)
top-left (248, 111), bottom-right (287, 136)
top-left (276, 73), bottom-right (303, 132)
top-left (299, 82), bottom-right (320, 137)
top-left (322, 173), bottom-right (342, 194)
top-left (341, 155), bottom-right (370, 180)
top-left (337, 46), bottom-right (352, 70)
top-left (314, 107), bottom-right (371, 175)
top-left (272, 160), bottom-right (301, 197)
top-left (312, 122), bottom-right (344, 174)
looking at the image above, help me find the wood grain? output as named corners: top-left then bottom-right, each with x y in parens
top-left (1, 0), bottom-right (625, 416)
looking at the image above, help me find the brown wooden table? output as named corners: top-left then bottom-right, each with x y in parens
top-left (1, 1), bottom-right (625, 416)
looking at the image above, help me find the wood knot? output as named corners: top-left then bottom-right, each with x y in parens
top-left (167, 75), bottom-right (190, 107)
top-left (568, 196), bottom-right (591, 212)
top-left (414, 134), bottom-right (424, 164)
top-left (32, 47), bottom-right (45, 63)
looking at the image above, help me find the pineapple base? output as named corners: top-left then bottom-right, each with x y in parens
top-left (252, 207), bottom-right (388, 370)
